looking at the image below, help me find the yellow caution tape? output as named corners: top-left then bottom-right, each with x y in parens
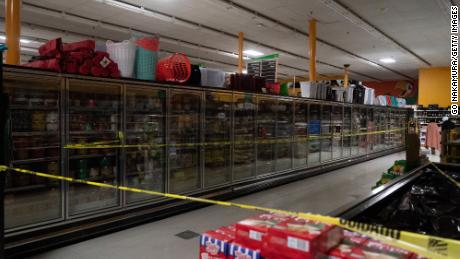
top-left (430, 162), bottom-right (460, 189)
top-left (65, 128), bottom-right (406, 150)
top-left (0, 164), bottom-right (458, 258)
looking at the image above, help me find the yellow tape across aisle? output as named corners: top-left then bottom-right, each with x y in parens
top-left (0, 164), bottom-right (459, 258)
top-left (64, 128), bottom-right (406, 150)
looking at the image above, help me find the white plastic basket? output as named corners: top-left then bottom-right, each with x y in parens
top-left (106, 40), bottom-right (136, 78)
top-left (200, 67), bottom-right (226, 87)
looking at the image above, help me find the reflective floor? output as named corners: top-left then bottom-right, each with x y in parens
top-left (29, 152), bottom-right (406, 259)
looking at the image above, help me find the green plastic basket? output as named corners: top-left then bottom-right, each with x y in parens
top-left (135, 47), bottom-right (158, 80)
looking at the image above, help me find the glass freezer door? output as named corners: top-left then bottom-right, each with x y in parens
top-left (332, 105), bottom-right (343, 160)
top-left (275, 99), bottom-right (293, 171)
top-left (169, 90), bottom-right (202, 193)
top-left (321, 105), bottom-right (332, 162)
top-left (233, 93), bottom-right (256, 180)
top-left (308, 103), bottom-right (321, 166)
top-left (5, 74), bottom-right (63, 229)
top-left (358, 108), bottom-right (368, 155)
top-left (204, 91), bottom-right (232, 187)
top-left (67, 79), bottom-right (122, 216)
top-left (342, 106), bottom-right (352, 158)
top-left (125, 87), bottom-right (166, 204)
top-left (351, 107), bottom-right (360, 156)
top-left (293, 101), bottom-right (308, 168)
top-left (256, 97), bottom-right (276, 175)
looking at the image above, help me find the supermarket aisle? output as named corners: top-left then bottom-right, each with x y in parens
top-left (29, 152), bottom-right (405, 259)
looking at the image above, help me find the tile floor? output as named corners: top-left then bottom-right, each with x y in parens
top-left (29, 152), bottom-right (406, 259)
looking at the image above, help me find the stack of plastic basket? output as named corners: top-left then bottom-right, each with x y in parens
top-left (106, 40), bottom-right (136, 78)
top-left (156, 53), bottom-right (191, 83)
top-left (135, 37), bottom-right (159, 80)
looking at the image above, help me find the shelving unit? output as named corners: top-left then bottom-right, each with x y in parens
top-left (414, 108), bottom-right (458, 146)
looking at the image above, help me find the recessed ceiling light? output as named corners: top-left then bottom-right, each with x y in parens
top-left (380, 58), bottom-right (395, 63)
top-left (243, 49), bottom-right (264, 57)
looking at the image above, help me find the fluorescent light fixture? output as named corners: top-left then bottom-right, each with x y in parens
top-left (242, 69), bottom-right (248, 74)
top-left (379, 58), bottom-right (396, 63)
top-left (243, 49), bottom-right (264, 57)
top-left (0, 35), bottom-right (32, 44)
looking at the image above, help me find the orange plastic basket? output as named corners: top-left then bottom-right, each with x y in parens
top-left (156, 53), bottom-right (191, 83)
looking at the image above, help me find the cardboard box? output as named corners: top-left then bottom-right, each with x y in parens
top-left (328, 243), bottom-right (356, 259)
top-left (347, 239), bottom-right (413, 259)
top-left (229, 242), bottom-right (261, 259)
top-left (263, 217), bottom-right (342, 259)
top-left (235, 213), bottom-right (290, 250)
top-left (200, 230), bottom-right (234, 259)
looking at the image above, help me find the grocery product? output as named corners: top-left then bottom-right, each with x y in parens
top-left (228, 243), bottom-right (260, 259)
top-left (199, 230), bottom-right (234, 259)
top-left (263, 217), bottom-right (342, 259)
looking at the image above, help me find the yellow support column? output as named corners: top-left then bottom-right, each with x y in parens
top-left (309, 19), bottom-right (316, 82)
top-left (5, 0), bottom-right (21, 65)
top-left (344, 64), bottom-right (350, 87)
top-left (237, 32), bottom-right (244, 73)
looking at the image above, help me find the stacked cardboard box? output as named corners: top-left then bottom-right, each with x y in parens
top-left (199, 214), bottom-right (418, 259)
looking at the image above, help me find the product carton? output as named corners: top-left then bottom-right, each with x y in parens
top-left (235, 213), bottom-right (290, 250)
top-left (200, 230), bottom-right (234, 259)
top-left (229, 242), bottom-right (261, 259)
top-left (263, 217), bottom-right (342, 259)
top-left (347, 239), bottom-right (414, 259)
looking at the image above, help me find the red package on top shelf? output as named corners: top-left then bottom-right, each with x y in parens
top-left (23, 58), bottom-right (62, 72)
top-left (235, 213), bottom-right (291, 251)
top-left (263, 217), bottom-right (342, 259)
top-left (38, 38), bottom-right (62, 58)
top-left (62, 39), bottom-right (95, 53)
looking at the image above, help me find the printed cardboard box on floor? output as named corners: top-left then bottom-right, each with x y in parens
top-left (200, 230), bottom-right (234, 259)
top-left (262, 217), bottom-right (342, 259)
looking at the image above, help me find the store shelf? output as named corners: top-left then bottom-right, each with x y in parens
top-left (70, 106), bottom-right (119, 112)
top-left (5, 183), bottom-right (60, 194)
top-left (12, 131), bottom-right (58, 137)
top-left (70, 153), bottom-right (116, 160)
top-left (10, 104), bottom-right (58, 110)
top-left (12, 156), bottom-right (60, 165)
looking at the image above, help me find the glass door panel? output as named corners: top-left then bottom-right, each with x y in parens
top-left (332, 105), bottom-right (343, 160)
top-left (342, 106), bottom-right (352, 157)
top-left (321, 105), bottom-right (332, 162)
top-left (125, 87), bottom-right (166, 204)
top-left (257, 97), bottom-right (276, 175)
top-left (67, 79), bottom-right (121, 215)
top-left (169, 90), bottom-right (202, 193)
top-left (293, 101), bottom-right (308, 168)
top-left (275, 99), bottom-right (293, 171)
top-left (204, 92), bottom-right (232, 187)
top-left (367, 108), bottom-right (376, 153)
top-left (5, 74), bottom-right (63, 229)
top-left (233, 93), bottom-right (256, 180)
top-left (351, 107), bottom-right (360, 156)
top-left (358, 108), bottom-right (368, 155)
top-left (308, 103), bottom-right (321, 166)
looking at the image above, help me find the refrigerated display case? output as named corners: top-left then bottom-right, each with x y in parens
top-left (4, 73), bottom-right (63, 229)
top-left (2, 67), bottom-right (410, 256)
top-left (204, 91), bottom-right (232, 187)
top-left (169, 89), bottom-right (202, 193)
top-left (125, 86), bottom-right (166, 204)
top-left (67, 79), bottom-right (122, 215)
top-left (308, 103), bottom-right (321, 166)
top-left (233, 93), bottom-right (256, 180)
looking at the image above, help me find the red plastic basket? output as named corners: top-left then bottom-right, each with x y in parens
top-left (156, 53), bottom-right (191, 83)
